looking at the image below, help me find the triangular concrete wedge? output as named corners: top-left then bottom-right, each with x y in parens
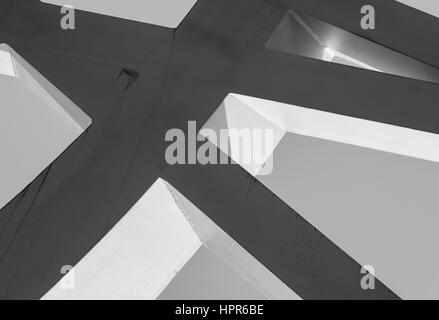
top-left (41, 0), bottom-right (199, 28)
top-left (0, 43), bottom-right (91, 211)
top-left (203, 93), bottom-right (439, 299)
top-left (266, 9), bottom-right (439, 84)
top-left (43, 178), bottom-right (300, 300)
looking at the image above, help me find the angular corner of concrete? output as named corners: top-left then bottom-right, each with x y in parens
top-left (0, 43), bottom-right (92, 210)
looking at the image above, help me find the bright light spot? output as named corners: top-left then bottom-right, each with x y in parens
top-left (323, 46), bottom-right (380, 72)
top-left (323, 47), bottom-right (336, 62)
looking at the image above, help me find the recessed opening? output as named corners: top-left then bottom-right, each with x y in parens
top-left (266, 9), bottom-right (439, 84)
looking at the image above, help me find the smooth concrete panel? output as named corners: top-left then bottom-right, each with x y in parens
top-left (42, 178), bottom-right (203, 300)
top-left (41, 0), bottom-right (199, 28)
top-left (43, 177), bottom-right (300, 300)
top-left (0, 44), bottom-right (91, 210)
top-left (158, 246), bottom-right (268, 300)
top-left (259, 132), bottom-right (439, 299)
top-left (204, 94), bottom-right (439, 299)
top-left (396, 0), bottom-right (439, 18)
top-left (165, 180), bottom-right (301, 300)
